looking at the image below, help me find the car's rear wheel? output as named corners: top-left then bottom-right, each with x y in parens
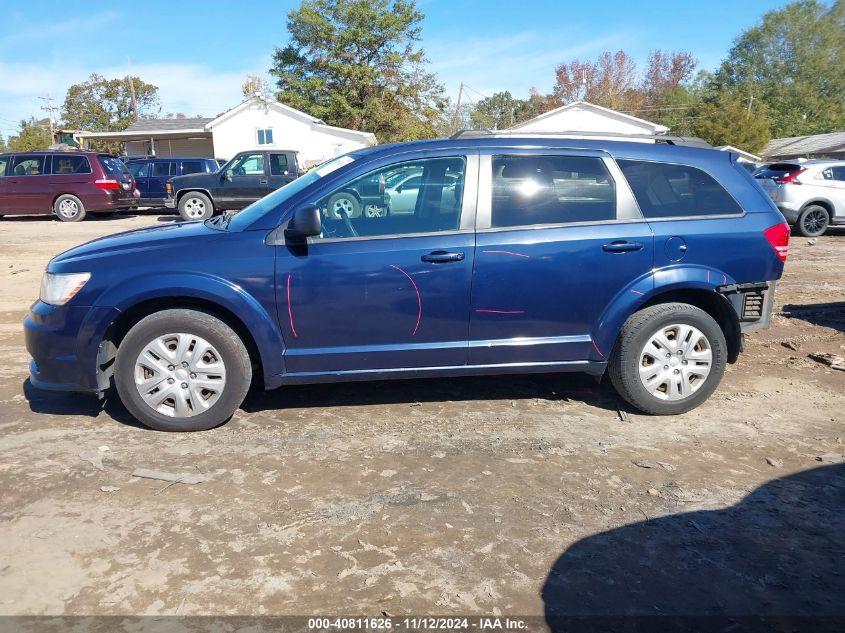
top-left (608, 303), bottom-right (727, 415)
top-left (795, 205), bottom-right (829, 237)
top-left (178, 192), bottom-right (214, 221)
top-left (114, 309), bottom-right (252, 431)
top-left (54, 195), bottom-right (86, 222)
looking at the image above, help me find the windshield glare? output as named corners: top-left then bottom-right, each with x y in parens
top-left (225, 155), bottom-right (356, 231)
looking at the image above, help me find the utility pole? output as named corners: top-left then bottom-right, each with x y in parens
top-left (38, 94), bottom-right (59, 143)
top-left (746, 95), bottom-right (754, 118)
top-left (451, 83), bottom-right (464, 135)
top-left (127, 75), bottom-right (139, 121)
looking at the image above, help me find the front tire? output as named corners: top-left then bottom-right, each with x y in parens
top-left (178, 192), bottom-right (214, 221)
top-left (54, 194), bottom-right (86, 222)
top-left (328, 192), bottom-right (361, 219)
top-left (114, 309), bottom-right (252, 431)
top-left (795, 205), bottom-right (829, 237)
top-left (608, 303), bottom-right (727, 415)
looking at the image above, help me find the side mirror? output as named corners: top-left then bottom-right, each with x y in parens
top-left (285, 204), bottom-right (322, 240)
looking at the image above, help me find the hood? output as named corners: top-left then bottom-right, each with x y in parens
top-left (49, 221), bottom-right (224, 270)
top-left (170, 171), bottom-right (220, 190)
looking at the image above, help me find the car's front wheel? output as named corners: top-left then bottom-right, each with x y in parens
top-left (328, 192), bottom-right (360, 219)
top-left (795, 204), bottom-right (829, 237)
top-left (608, 303), bottom-right (727, 415)
top-left (114, 309), bottom-right (252, 431)
top-left (178, 192), bottom-right (214, 221)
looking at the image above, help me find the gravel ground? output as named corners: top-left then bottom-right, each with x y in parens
top-left (0, 212), bottom-right (843, 622)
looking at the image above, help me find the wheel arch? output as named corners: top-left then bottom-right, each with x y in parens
top-left (176, 188), bottom-right (214, 204)
top-left (96, 276), bottom-right (285, 390)
top-left (800, 198), bottom-right (834, 215)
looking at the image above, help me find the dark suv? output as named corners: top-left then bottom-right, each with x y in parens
top-left (164, 149), bottom-right (303, 220)
top-left (0, 151), bottom-right (138, 221)
top-left (25, 134), bottom-right (788, 431)
top-left (124, 157), bottom-right (218, 207)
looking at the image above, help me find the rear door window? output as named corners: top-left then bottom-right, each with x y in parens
top-left (11, 155), bottom-right (46, 176)
top-left (831, 166), bottom-right (845, 181)
top-left (180, 160), bottom-right (206, 175)
top-left (51, 155), bottom-right (91, 175)
top-left (491, 155), bottom-right (616, 227)
top-left (617, 159), bottom-right (742, 218)
top-left (270, 153), bottom-right (289, 175)
top-left (126, 161), bottom-right (150, 178)
top-left (152, 161), bottom-right (174, 177)
top-left (0, 156), bottom-right (8, 177)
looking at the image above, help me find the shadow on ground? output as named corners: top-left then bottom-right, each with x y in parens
top-left (542, 463), bottom-right (845, 632)
top-left (782, 301), bottom-right (845, 333)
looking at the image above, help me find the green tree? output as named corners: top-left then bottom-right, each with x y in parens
top-left (715, 0), bottom-right (845, 137)
top-left (62, 74), bottom-right (160, 133)
top-left (689, 90), bottom-right (771, 154)
top-left (271, 0), bottom-right (447, 142)
top-left (0, 132), bottom-right (7, 152)
top-left (469, 91), bottom-right (535, 130)
top-left (7, 118), bottom-right (52, 152)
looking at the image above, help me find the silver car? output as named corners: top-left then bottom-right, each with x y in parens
top-left (755, 160), bottom-right (845, 236)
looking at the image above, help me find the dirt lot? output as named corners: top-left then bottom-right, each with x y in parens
top-left (0, 212), bottom-right (843, 622)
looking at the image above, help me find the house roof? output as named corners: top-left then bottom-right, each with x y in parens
top-left (510, 101), bottom-right (669, 134)
top-left (763, 131), bottom-right (845, 159)
top-left (124, 117), bottom-right (214, 132)
top-left (715, 145), bottom-right (761, 162)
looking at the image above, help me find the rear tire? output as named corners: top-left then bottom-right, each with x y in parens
top-left (608, 303), bottom-right (727, 415)
top-left (795, 205), bottom-right (829, 237)
top-left (114, 309), bottom-right (252, 431)
top-left (178, 192), bottom-right (214, 221)
top-left (54, 194), bottom-right (86, 222)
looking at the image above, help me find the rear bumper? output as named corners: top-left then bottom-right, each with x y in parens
top-left (719, 282), bottom-right (776, 333)
top-left (776, 205), bottom-right (800, 223)
top-left (24, 301), bottom-right (120, 393)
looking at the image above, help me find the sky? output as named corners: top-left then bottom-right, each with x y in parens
top-left (0, 0), bottom-right (794, 137)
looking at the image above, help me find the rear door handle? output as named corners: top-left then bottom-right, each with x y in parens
top-left (259, 179), bottom-right (268, 184)
top-left (602, 241), bottom-right (644, 253)
top-left (421, 251), bottom-right (465, 263)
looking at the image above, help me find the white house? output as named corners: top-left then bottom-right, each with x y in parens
top-left (77, 96), bottom-right (377, 165)
top-left (509, 101), bottom-right (669, 136)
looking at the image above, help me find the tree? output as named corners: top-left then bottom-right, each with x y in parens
top-left (714, 0), bottom-right (845, 137)
top-left (6, 118), bottom-right (52, 152)
top-left (469, 91), bottom-right (535, 130)
top-left (0, 132), bottom-right (6, 152)
top-left (62, 74), bottom-right (160, 133)
top-left (689, 90), bottom-right (771, 154)
top-left (554, 51), bottom-right (642, 111)
top-left (270, 0), bottom-right (447, 142)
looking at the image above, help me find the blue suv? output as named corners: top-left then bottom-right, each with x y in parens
top-left (24, 134), bottom-right (789, 431)
top-left (124, 157), bottom-right (218, 207)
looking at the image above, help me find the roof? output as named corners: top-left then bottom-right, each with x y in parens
top-left (763, 131), bottom-right (845, 159)
top-left (124, 117), bottom-right (214, 132)
top-left (510, 101), bottom-right (669, 135)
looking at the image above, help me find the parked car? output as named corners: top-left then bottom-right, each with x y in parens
top-left (754, 160), bottom-right (845, 236)
top-left (164, 149), bottom-right (303, 220)
top-left (124, 157), bottom-right (218, 207)
top-left (0, 151), bottom-right (138, 221)
top-left (25, 134), bottom-right (789, 431)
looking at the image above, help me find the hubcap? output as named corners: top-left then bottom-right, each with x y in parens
top-left (134, 333), bottom-right (226, 418)
top-left (184, 198), bottom-right (206, 219)
top-left (638, 323), bottom-right (712, 401)
top-left (58, 199), bottom-right (79, 218)
top-left (803, 209), bottom-right (826, 234)
top-left (332, 198), bottom-right (355, 217)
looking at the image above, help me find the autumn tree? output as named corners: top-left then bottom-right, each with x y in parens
top-left (553, 51), bottom-right (642, 111)
top-left (271, 0), bottom-right (447, 142)
top-left (62, 74), bottom-right (160, 133)
top-left (6, 118), bottom-right (52, 152)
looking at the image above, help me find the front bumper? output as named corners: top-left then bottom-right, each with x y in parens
top-left (24, 301), bottom-right (120, 393)
top-left (164, 196), bottom-right (177, 209)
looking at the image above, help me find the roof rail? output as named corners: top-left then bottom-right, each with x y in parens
top-left (449, 129), bottom-right (711, 148)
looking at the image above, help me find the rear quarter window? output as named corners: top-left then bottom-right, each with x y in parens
top-left (98, 156), bottom-right (131, 178)
top-left (180, 160), bottom-right (209, 175)
top-left (617, 159), bottom-right (742, 218)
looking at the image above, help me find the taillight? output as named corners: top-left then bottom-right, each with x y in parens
top-left (764, 222), bottom-right (790, 262)
top-left (94, 179), bottom-right (121, 190)
top-left (774, 168), bottom-right (806, 184)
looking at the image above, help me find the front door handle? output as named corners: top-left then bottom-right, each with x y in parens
top-left (602, 241), bottom-right (644, 253)
top-left (421, 251), bottom-right (465, 263)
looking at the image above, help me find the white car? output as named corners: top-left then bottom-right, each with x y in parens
top-left (755, 160), bottom-right (845, 236)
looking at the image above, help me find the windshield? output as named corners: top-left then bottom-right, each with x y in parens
top-left (225, 154), bottom-right (356, 231)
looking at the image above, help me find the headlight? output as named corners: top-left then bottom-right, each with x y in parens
top-left (39, 272), bottom-right (91, 306)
